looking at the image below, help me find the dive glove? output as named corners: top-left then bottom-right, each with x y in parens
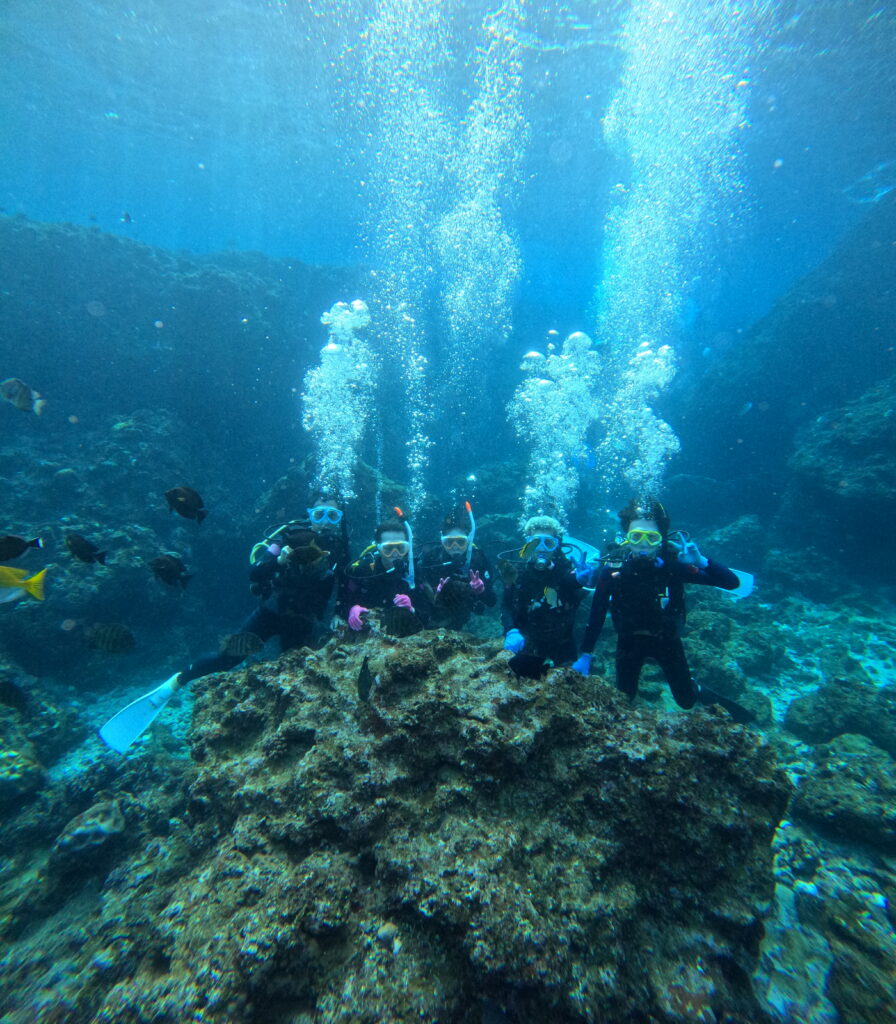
top-left (572, 653), bottom-right (592, 676)
top-left (504, 629), bottom-right (525, 654)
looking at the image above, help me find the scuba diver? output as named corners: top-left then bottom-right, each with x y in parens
top-left (253, 495), bottom-right (352, 625)
top-left (343, 511), bottom-right (433, 637)
top-left (572, 498), bottom-right (752, 722)
top-left (501, 515), bottom-right (586, 677)
top-left (99, 503), bottom-right (349, 753)
top-left (419, 503), bottom-right (496, 630)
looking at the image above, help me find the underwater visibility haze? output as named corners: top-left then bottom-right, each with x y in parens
top-left (1, 2), bottom-right (895, 1022)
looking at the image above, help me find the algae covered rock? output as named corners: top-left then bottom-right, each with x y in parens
top-left (757, 819), bottom-right (896, 1024)
top-left (51, 797), bottom-right (127, 863)
top-left (790, 735), bottom-right (896, 852)
top-left (0, 746), bottom-right (44, 807)
top-left (0, 632), bottom-right (793, 1023)
top-left (785, 676), bottom-right (896, 756)
top-left (84, 633), bottom-right (789, 1022)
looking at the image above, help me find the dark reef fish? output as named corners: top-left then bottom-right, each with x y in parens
top-left (65, 532), bottom-right (107, 565)
top-left (1, 377), bottom-right (46, 415)
top-left (357, 655), bottom-right (375, 701)
top-left (220, 632), bottom-right (264, 657)
top-left (86, 622), bottom-right (136, 653)
top-left (0, 534), bottom-right (43, 560)
top-left (286, 538), bottom-right (330, 566)
top-left (497, 557), bottom-right (518, 588)
top-left (165, 486), bottom-right (208, 523)
top-left (150, 553), bottom-right (192, 588)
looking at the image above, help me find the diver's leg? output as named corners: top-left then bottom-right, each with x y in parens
top-left (656, 638), bottom-right (699, 708)
top-left (179, 608), bottom-right (277, 684)
top-left (615, 636), bottom-right (647, 699)
top-left (277, 612), bottom-right (316, 654)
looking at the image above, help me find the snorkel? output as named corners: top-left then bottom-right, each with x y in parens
top-left (465, 501), bottom-right (475, 571)
top-left (394, 506), bottom-right (415, 590)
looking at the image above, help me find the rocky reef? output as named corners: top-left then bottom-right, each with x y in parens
top-left (0, 631), bottom-right (791, 1023)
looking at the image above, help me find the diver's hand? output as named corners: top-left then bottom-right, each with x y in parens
top-left (504, 629), bottom-right (525, 654)
top-left (277, 546), bottom-right (292, 565)
top-left (677, 540), bottom-right (708, 568)
top-left (393, 593), bottom-right (414, 613)
top-left (348, 605), bottom-right (370, 631)
top-left (574, 562), bottom-right (596, 586)
top-left (469, 570), bottom-right (485, 594)
top-left (572, 653), bottom-right (592, 676)
top-left (435, 577), bottom-right (450, 595)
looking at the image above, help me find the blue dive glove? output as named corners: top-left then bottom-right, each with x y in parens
top-left (575, 563), bottom-right (596, 586)
top-left (504, 629), bottom-right (525, 654)
top-left (677, 540), bottom-right (708, 568)
top-left (572, 653), bottom-right (592, 676)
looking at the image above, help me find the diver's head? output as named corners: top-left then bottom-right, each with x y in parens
top-left (375, 517), bottom-right (410, 568)
top-left (306, 493), bottom-right (343, 533)
top-left (440, 506), bottom-right (473, 560)
top-left (522, 515), bottom-right (563, 571)
top-left (618, 498), bottom-right (669, 560)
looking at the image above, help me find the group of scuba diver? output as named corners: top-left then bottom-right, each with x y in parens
top-left (99, 496), bottom-right (754, 753)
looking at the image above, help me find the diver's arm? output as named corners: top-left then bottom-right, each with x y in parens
top-left (680, 558), bottom-right (739, 590)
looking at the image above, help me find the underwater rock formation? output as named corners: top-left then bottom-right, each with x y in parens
top-left (785, 676), bottom-right (896, 757)
top-left (791, 734), bottom-right (896, 853)
top-left (676, 191), bottom-right (896, 481)
top-left (757, 818), bottom-right (896, 1024)
top-left (788, 375), bottom-right (896, 510)
top-left (0, 633), bottom-right (790, 1023)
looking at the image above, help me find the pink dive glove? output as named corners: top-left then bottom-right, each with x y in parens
top-left (393, 593), bottom-right (414, 612)
top-left (348, 605), bottom-right (369, 631)
top-left (469, 570), bottom-right (485, 594)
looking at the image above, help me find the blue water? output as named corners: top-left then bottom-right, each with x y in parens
top-left (1, 0), bottom-right (891, 331)
top-left (1, 5), bottom-right (895, 1020)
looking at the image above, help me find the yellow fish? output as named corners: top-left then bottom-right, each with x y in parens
top-left (0, 566), bottom-right (47, 604)
top-left (519, 540), bottom-right (537, 560)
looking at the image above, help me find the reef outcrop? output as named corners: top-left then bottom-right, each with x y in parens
top-left (785, 676), bottom-right (896, 757)
top-left (0, 632), bottom-right (790, 1023)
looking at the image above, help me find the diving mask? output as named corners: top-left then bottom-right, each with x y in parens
top-left (625, 529), bottom-right (663, 547)
top-left (308, 506), bottom-right (343, 526)
top-left (379, 540), bottom-right (410, 558)
top-left (526, 533), bottom-right (560, 554)
top-left (441, 533), bottom-right (470, 553)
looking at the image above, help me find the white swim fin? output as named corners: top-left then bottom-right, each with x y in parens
top-left (721, 569), bottom-right (755, 601)
top-left (98, 673), bottom-right (181, 753)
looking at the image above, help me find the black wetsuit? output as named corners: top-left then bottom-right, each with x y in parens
top-left (344, 553), bottom-right (433, 637)
top-left (180, 547), bottom-right (339, 685)
top-left (580, 552), bottom-right (739, 707)
top-left (419, 544), bottom-right (497, 629)
top-left (501, 555), bottom-right (585, 664)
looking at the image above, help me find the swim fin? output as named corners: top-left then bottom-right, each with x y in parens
top-left (697, 685), bottom-right (754, 724)
top-left (98, 673), bottom-right (182, 753)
